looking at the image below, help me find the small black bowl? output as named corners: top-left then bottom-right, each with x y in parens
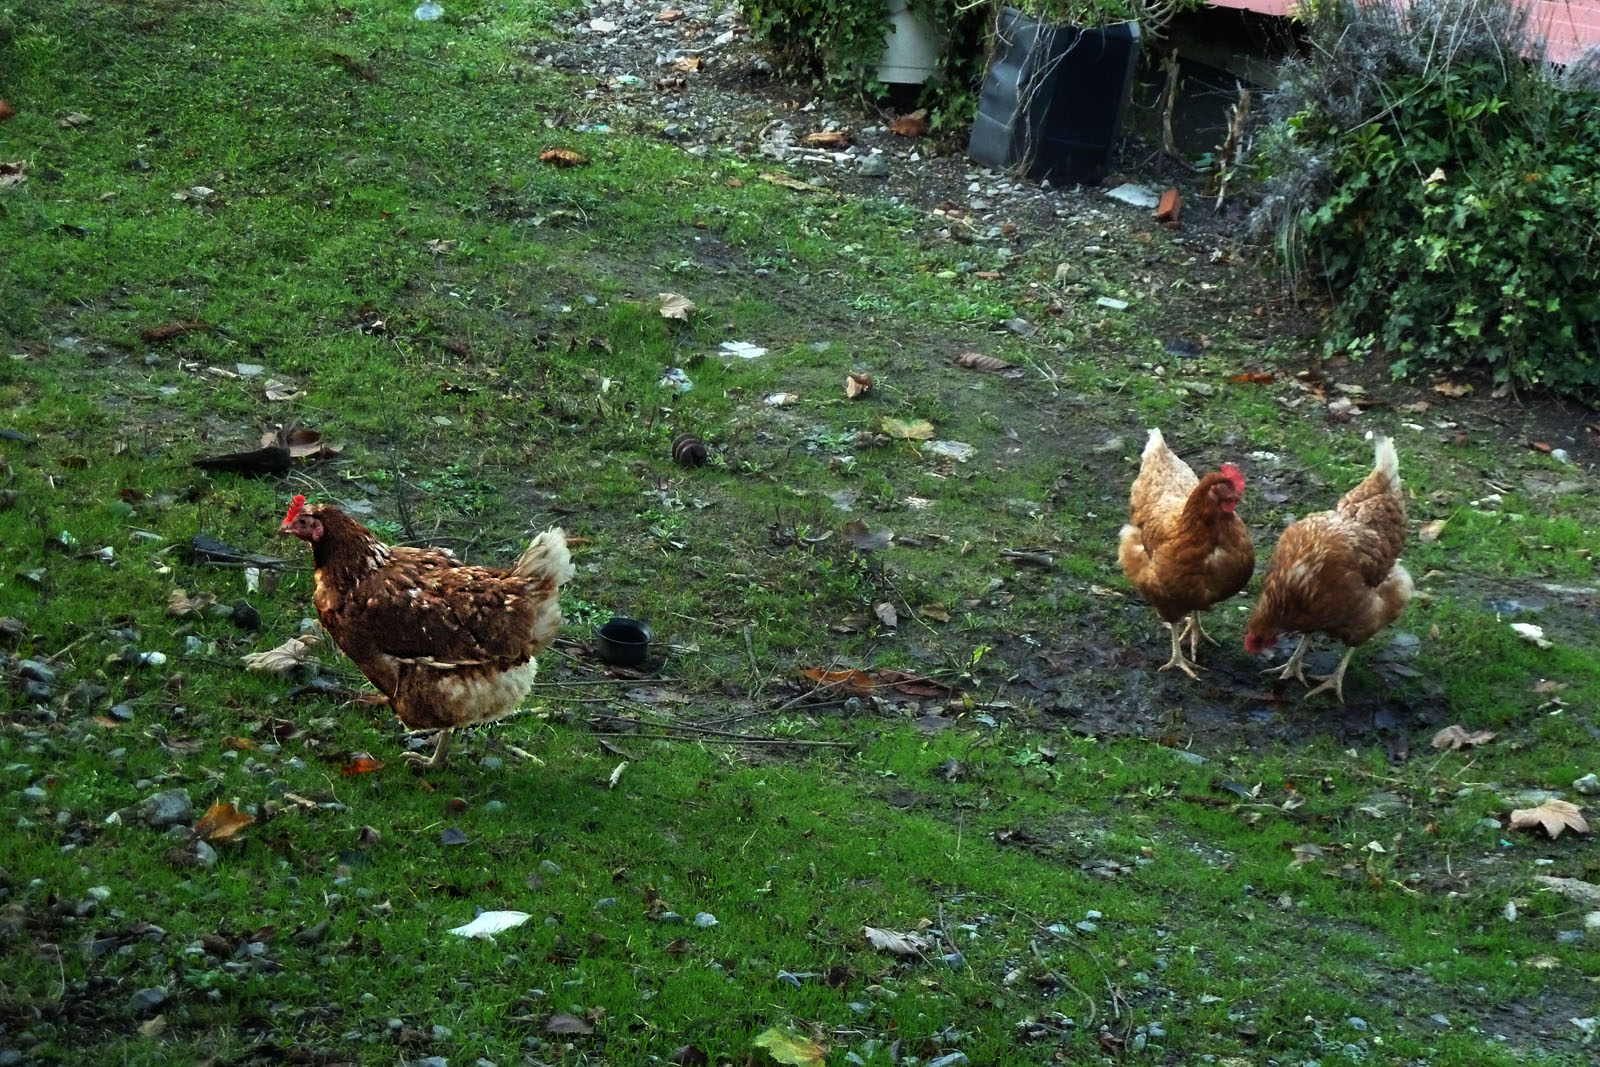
top-left (596, 616), bottom-right (652, 667)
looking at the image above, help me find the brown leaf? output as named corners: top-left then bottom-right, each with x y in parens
top-left (194, 801), bottom-right (255, 841)
top-left (1509, 800), bottom-right (1590, 839)
top-left (918, 604), bottom-right (951, 622)
top-left (539, 148), bottom-right (588, 167)
top-left (340, 757), bottom-right (386, 775)
top-left (1429, 724), bottom-right (1496, 750)
top-left (951, 350), bottom-right (1014, 373)
top-left (1417, 518), bottom-right (1447, 543)
top-left (658, 292), bottom-right (696, 320)
top-left (1529, 440), bottom-right (1553, 454)
top-left (799, 668), bottom-right (879, 695)
top-left (845, 371), bottom-right (872, 398)
top-left (1228, 372), bottom-right (1274, 385)
top-left (654, 75), bottom-right (688, 92)
top-left (140, 321), bottom-right (211, 344)
top-left (664, 936), bottom-right (691, 954)
top-left (1433, 380), bottom-right (1470, 398)
top-left (889, 109), bottom-right (928, 137)
top-left (546, 1012), bottom-right (594, 1035)
top-left (167, 587), bottom-right (218, 617)
top-left (673, 54), bottom-right (702, 71)
top-left (804, 130), bottom-right (854, 149)
top-left (657, 7), bottom-right (686, 21)
top-left (0, 101), bottom-right (15, 122)
top-left (759, 171), bottom-right (821, 192)
top-left (873, 602), bottom-right (898, 628)
top-left (240, 635), bottom-right (321, 676)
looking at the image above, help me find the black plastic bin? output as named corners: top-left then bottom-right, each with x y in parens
top-left (967, 7), bottom-right (1140, 185)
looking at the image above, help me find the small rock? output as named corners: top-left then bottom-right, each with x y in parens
top-left (926, 1053), bottom-right (970, 1067)
top-left (129, 986), bottom-right (167, 1013)
top-left (538, 859), bottom-right (561, 876)
top-left (478, 756), bottom-right (503, 772)
top-left (418, 1058), bottom-right (449, 1067)
top-left (693, 911), bottom-right (718, 927)
top-left (231, 602), bottom-right (262, 631)
top-left (1556, 929), bottom-right (1585, 945)
top-left (1348, 1017), bottom-right (1367, 1031)
top-left (17, 659), bottom-right (56, 685)
top-left (138, 788), bottom-right (193, 829)
top-left (858, 154), bottom-right (889, 178)
top-left (1573, 773), bottom-right (1600, 796)
top-left (194, 840), bottom-right (218, 867)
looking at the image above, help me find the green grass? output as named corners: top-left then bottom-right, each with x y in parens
top-left (3, 0), bottom-right (1600, 1064)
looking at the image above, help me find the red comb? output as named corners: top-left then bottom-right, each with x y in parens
top-left (283, 494), bottom-right (306, 524)
top-left (1220, 464), bottom-right (1245, 492)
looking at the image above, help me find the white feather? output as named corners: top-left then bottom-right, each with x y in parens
top-left (448, 911), bottom-right (532, 939)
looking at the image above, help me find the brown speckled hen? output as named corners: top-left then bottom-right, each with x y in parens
top-left (278, 495), bottom-right (574, 768)
top-left (1118, 429), bottom-right (1255, 678)
top-left (1245, 437), bottom-right (1412, 703)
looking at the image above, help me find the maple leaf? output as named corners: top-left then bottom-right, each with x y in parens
top-left (880, 416), bottom-right (934, 440)
top-left (194, 801), bottom-right (255, 841)
top-left (166, 587), bottom-right (218, 617)
top-left (1510, 800), bottom-right (1590, 840)
top-left (657, 292), bottom-right (696, 320)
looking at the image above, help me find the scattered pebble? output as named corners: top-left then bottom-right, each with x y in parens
top-left (129, 986), bottom-right (167, 1013)
top-left (138, 788), bottom-right (194, 829)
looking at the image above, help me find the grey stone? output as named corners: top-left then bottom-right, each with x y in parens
top-left (129, 985), bottom-right (167, 1012)
top-left (138, 788), bottom-right (194, 828)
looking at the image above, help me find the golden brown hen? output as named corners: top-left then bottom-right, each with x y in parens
top-left (1245, 436), bottom-right (1412, 703)
top-left (278, 495), bottom-right (574, 768)
top-left (1118, 429), bottom-right (1255, 678)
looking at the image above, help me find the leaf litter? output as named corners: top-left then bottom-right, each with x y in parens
top-left (1510, 800), bottom-right (1590, 839)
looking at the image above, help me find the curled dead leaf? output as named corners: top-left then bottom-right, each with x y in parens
top-left (240, 635), bottom-right (321, 676)
top-left (166, 588), bottom-right (218, 617)
top-left (194, 801), bottom-right (255, 841)
top-left (140, 321), bottom-right (211, 344)
top-left (1433, 380), bottom-right (1470, 398)
top-left (951, 350), bottom-right (1014, 373)
top-left (845, 371), bottom-right (872, 398)
top-left (804, 130), bottom-right (854, 149)
top-left (340, 757), bottom-right (386, 775)
top-left (539, 148), bottom-right (588, 167)
top-left (863, 925), bottom-right (932, 954)
top-left (545, 1012), bottom-right (594, 1035)
top-left (1229, 372), bottom-right (1274, 385)
top-left (0, 100), bottom-right (15, 122)
top-left (1510, 799), bottom-right (1590, 839)
top-left (873, 601), bottom-right (898, 628)
top-left (1418, 518), bottom-right (1447, 543)
top-left (1429, 724), bottom-right (1496, 750)
top-left (880, 416), bottom-right (934, 440)
top-left (672, 55), bottom-right (702, 72)
top-left (658, 292), bottom-right (696, 320)
top-left (759, 171), bottom-right (820, 193)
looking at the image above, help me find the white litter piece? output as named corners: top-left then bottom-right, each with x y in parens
top-left (448, 911), bottom-right (532, 939)
top-left (1104, 183), bottom-right (1160, 209)
top-left (720, 341), bottom-right (767, 359)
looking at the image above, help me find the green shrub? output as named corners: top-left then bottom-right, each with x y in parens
top-left (1253, 0), bottom-right (1600, 399)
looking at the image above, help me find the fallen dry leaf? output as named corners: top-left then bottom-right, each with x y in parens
top-left (759, 171), bottom-right (821, 193)
top-left (140, 321), bottom-right (210, 344)
top-left (873, 602), bottom-right (898, 628)
top-left (752, 1026), bottom-right (826, 1067)
top-left (658, 292), bottom-right (696, 320)
top-left (423, 238), bottom-right (458, 255)
top-left (240, 635), bottom-right (320, 676)
top-left (1229, 372), bottom-right (1275, 385)
top-left (657, 7), bottom-right (686, 22)
top-left (880, 416), bottom-right (934, 440)
top-left (0, 101), bottom-right (15, 122)
top-left (863, 925), bottom-right (932, 954)
top-left (194, 801), bottom-right (255, 841)
top-left (1510, 799), bottom-right (1590, 839)
top-left (673, 55), bottom-right (702, 72)
top-left (951, 350), bottom-right (1014, 373)
top-left (804, 130), bottom-right (854, 149)
top-left (655, 75), bottom-right (688, 92)
top-left (1433, 380), bottom-right (1470, 398)
top-left (58, 111), bottom-right (92, 127)
top-left (539, 148), bottom-right (588, 167)
top-left (262, 380), bottom-right (304, 402)
top-left (1418, 518), bottom-right (1447, 543)
top-left (545, 1013), bottom-right (594, 1035)
top-left (845, 371), bottom-right (872, 398)
top-left (340, 757), bottom-right (386, 775)
top-left (166, 588), bottom-right (218, 617)
top-left (1529, 440), bottom-right (1553, 454)
top-left (1429, 724), bottom-right (1496, 750)
top-left (889, 109), bottom-right (928, 137)
top-left (262, 425), bottom-right (342, 460)
top-left (1288, 842), bottom-right (1325, 869)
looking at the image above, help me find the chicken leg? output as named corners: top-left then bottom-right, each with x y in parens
top-left (401, 727), bottom-right (453, 769)
top-left (1179, 611), bottom-right (1221, 660)
top-left (1262, 633), bottom-right (1311, 686)
top-left (1159, 620), bottom-right (1202, 679)
top-left (1302, 647), bottom-right (1356, 704)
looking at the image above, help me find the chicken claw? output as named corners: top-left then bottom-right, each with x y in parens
top-left (401, 728), bottom-right (453, 770)
top-left (1179, 612), bottom-right (1220, 660)
top-left (1159, 621), bottom-right (1203, 679)
top-left (1302, 647), bottom-right (1356, 704)
top-left (1261, 633), bottom-right (1311, 686)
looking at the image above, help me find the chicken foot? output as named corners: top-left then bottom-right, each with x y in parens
top-left (1158, 620), bottom-right (1202, 679)
top-left (1262, 634), bottom-right (1311, 686)
top-left (401, 727), bottom-right (453, 769)
top-left (1178, 612), bottom-right (1220, 660)
top-left (1302, 647), bottom-right (1356, 704)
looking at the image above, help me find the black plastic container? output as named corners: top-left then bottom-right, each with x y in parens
top-left (967, 8), bottom-right (1140, 185)
top-left (597, 617), bottom-right (652, 667)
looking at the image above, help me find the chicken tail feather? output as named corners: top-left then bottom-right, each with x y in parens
top-left (1143, 427), bottom-right (1168, 459)
top-left (513, 528), bottom-right (576, 587)
top-left (1372, 435), bottom-right (1400, 489)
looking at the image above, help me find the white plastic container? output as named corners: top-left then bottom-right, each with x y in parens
top-left (877, 0), bottom-right (945, 85)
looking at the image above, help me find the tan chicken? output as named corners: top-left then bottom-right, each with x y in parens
top-left (1245, 436), bottom-right (1412, 703)
top-left (1118, 429), bottom-right (1255, 678)
top-left (278, 495), bottom-right (574, 768)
